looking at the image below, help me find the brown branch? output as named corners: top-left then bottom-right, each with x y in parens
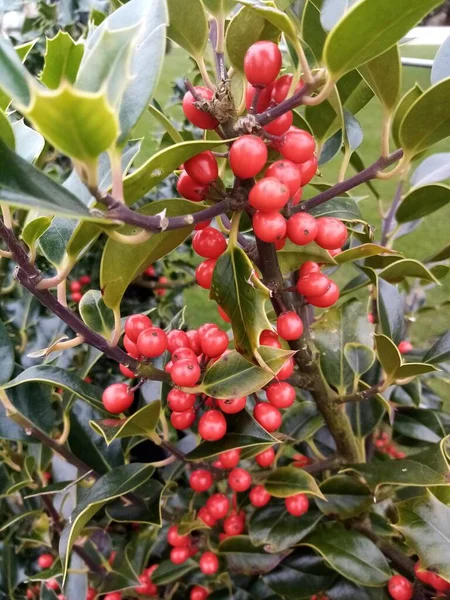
top-left (339, 381), bottom-right (385, 404)
top-left (302, 456), bottom-right (342, 475)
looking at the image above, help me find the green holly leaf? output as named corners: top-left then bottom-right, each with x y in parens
top-left (167, 0), bottom-right (208, 58)
top-left (0, 37), bottom-right (33, 109)
top-left (0, 320), bottom-right (14, 387)
top-left (90, 401), bottom-right (161, 446)
top-left (359, 45), bottom-right (401, 112)
top-left (423, 331), bottom-right (450, 364)
top-left (394, 409), bottom-right (444, 444)
top-left (344, 343), bottom-right (375, 378)
top-left (277, 241), bottom-right (336, 275)
top-left (316, 475), bottom-right (373, 519)
top-left (308, 196), bottom-right (363, 221)
top-left (374, 334), bottom-right (401, 385)
top-left (106, 479), bottom-right (164, 525)
top-left (264, 466), bottom-right (325, 499)
top-left (302, 0), bottom-right (327, 63)
top-left (21, 216), bottom-right (53, 252)
top-left (392, 84), bottom-right (423, 148)
top-left (79, 290), bottom-right (115, 339)
top-left (41, 31), bottom-right (84, 89)
top-left (335, 244), bottom-right (399, 264)
top-left (396, 184), bottom-right (450, 223)
top-left (151, 559), bottom-right (197, 585)
top-left (238, 0), bottom-right (297, 43)
top-left (219, 535), bottom-right (287, 575)
top-left (203, 0), bottom-right (236, 17)
top-left (280, 401), bottom-right (324, 442)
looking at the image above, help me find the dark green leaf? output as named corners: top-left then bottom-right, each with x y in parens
top-left (377, 278), bottom-right (405, 345)
top-left (394, 409), bottom-right (443, 444)
top-left (316, 475), bottom-right (373, 519)
top-left (380, 259), bottom-right (439, 283)
top-left (90, 401), bottom-right (161, 445)
top-left (151, 558), bottom-right (197, 585)
top-left (423, 331), bottom-right (450, 364)
top-left (0, 37), bottom-right (32, 108)
top-left (0, 381), bottom-right (54, 441)
top-left (396, 184), bottom-right (450, 223)
top-left (167, 0), bottom-right (208, 58)
top-left (344, 110), bottom-right (363, 153)
top-left (308, 197), bottom-right (362, 221)
top-left (0, 319), bottom-right (14, 386)
top-left (79, 291), bottom-right (115, 338)
top-left (344, 343), bottom-right (375, 377)
top-left (374, 334), bottom-right (401, 384)
top-left (277, 240), bottom-right (336, 275)
top-left (280, 401), bottom-right (324, 442)
top-left (106, 479), bottom-right (164, 525)
top-left (302, 0), bottom-right (327, 63)
top-left (219, 535), bottom-right (287, 575)
top-left (359, 45), bottom-right (401, 111)
top-left (392, 84), bottom-right (422, 149)
top-left (264, 466), bottom-right (325, 499)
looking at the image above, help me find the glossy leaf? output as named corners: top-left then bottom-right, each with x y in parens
top-left (106, 479), bottom-right (164, 525)
top-left (219, 535), bottom-right (287, 575)
top-left (0, 39), bottom-right (35, 111)
top-left (308, 197), bottom-right (363, 221)
top-left (277, 241), bottom-right (336, 275)
top-left (302, 525), bottom-right (391, 586)
top-left (423, 331), bottom-right (450, 364)
top-left (377, 278), bottom-right (405, 345)
top-left (189, 346), bottom-right (296, 399)
top-left (151, 558), bottom-right (197, 585)
top-left (101, 199), bottom-right (202, 309)
top-left (250, 502), bottom-right (323, 552)
top-left (280, 401), bottom-right (324, 442)
top-left (302, 0), bottom-right (327, 63)
top-left (22, 217), bottom-right (52, 251)
top-left (264, 466), bottom-right (325, 499)
top-left (79, 291), bottom-right (115, 338)
top-left (343, 110), bottom-right (363, 153)
top-left (396, 184), bottom-right (450, 223)
top-left (323, 0), bottom-right (443, 79)
top-left (238, 0), bottom-right (297, 43)
top-left (394, 409), bottom-right (443, 444)
top-left (41, 31), bottom-right (84, 89)
top-left (392, 84), bottom-right (422, 148)
top-left (395, 362), bottom-right (437, 380)
top-left (90, 401), bottom-right (161, 445)
top-left (379, 258), bottom-right (439, 284)
top-left (431, 33), bottom-right (450, 85)
top-left (316, 475), bottom-right (373, 519)
top-left (12, 119), bottom-right (45, 163)
top-left (344, 343), bottom-right (375, 378)
top-left (167, 0), bottom-right (208, 58)
top-left (359, 45), bottom-right (401, 111)
top-left (335, 244), bottom-right (399, 264)
top-left (0, 381), bottom-right (54, 441)
top-left (374, 334), bottom-right (401, 385)
top-left (0, 320), bottom-right (14, 387)
top-left (410, 153), bottom-right (450, 187)
top-left (395, 490), bottom-right (450, 580)
top-left (186, 408), bottom-right (276, 460)
top-left (0, 108), bottom-right (14, 149)
top-left (0, 37), bottom-right (33, 108)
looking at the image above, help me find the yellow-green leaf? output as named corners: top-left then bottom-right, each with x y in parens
top-left (264, 466), bottom-right (325, 499)
top-left (41, 31), bottom-right (84, 89)
top-left (90, 401), bottom-right (161, 446)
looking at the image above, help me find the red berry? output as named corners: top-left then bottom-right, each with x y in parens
top-left (185, 151), bottom-right (218, 185)
top-left (189, 469), bottom-right (213, 492)
top-left (274, 237), bottom-right (287, 250)
top-left (198, 409), bottom-right (227, 441)
top-left (217, 396), bottom-right (246, 414)
top-left (125, 314), bottom-right (153, 343)
top-left (276, 357), bottom-right (295, 380)
top-left (177, 171), bottom-right (207, 202)
top-left (415, 564), bottom-right (450, 592)
top-left (249, 485), bottom-right (271, 507)
top-left (71, 291), bottom-right (82, 303)
top-left (198, 322), bottom-right (219, 337)
top-left (199, 551), bottom-right (219, 575)
top-left (123, 334), bottom-right (139, 358)
top-left (137, 327), bottom-right (168, 358)
top-left (253, 210), bottom-right (287, 243)
top-left (223, 512), bottom-right (245, 535)
top-left (260, 332), bottom-right (282, 349)
top-left (167, 389), bottom-right (196, 412)
top-left (206, 493), bottom-right (230, 519)
top-left (272, 74), bottom-right (303, 104)
top-left (266, 382), bottom-right (295, 408)
top-left (297, 155), bottom-right (318, 185)
top-left (254, 402), bottom-right (282, 432)
top-left (190, 586), bottom-right (210, 600)
top-left (255, 447), bottom-right (275, 467)
top-left (198, 506), bottom-right (216, 527)
top-left (292, 453), bottom-right (312, 468)
top-left (172, 347), bottom-right (196, 362)
top-left (398, 340), bottom-right (413, 354)
top-left (145, 265), bottom-right (155, 277)
top-left (264, 110), bottom-right (293, 136)
top-left (388, 575), bottom-right (413, 600)
top-left (265, 159), bottom-right (302, 195)
top-left (171, 358), bottom-right (201, 387)
top-left (155, 276), bottom-right (168, 296)
top-left (170, 408), bottom-right (197, 430)
top-left (244, 41), bottom-right (282, 86)
top-left (217, 305), bottom-right (231, 323)
top-left (120, 363), bottom-right (135, 379)
top-left (246, 83), bottom-right (272, 113)
top-left (79, 275), bottom-right (91, 285)
top-left (46, 579), bottom-right (59, 591)
top-left (296, 273), bottom-right (331, 297)
top-left (260, 329), bottom-right (279, 344)
top-left (102, 383), bottom-right (134, 414)
top-left (277, 129), bottom-right (316, 164)
top-left (277, 311), bottom-right (304, 340)
top-left (314, 217), bottom-right (348, 250)
top-left (170, 546), bottom-right (190, 565)
top-left (285, 493), bottom-right (309, 516)
top-left (86, 588), bottom-right (96, 600)
top-left (201, 328), bottom-right (229, 357)
top-left (249, 177), bottom-right (290, 212)
top-left (219, 448), bottom-right (241, 468)
top-left (165, 360), bottom-right (173, 373)
top-left (193, 227), bottom-right (227, 259)
top-left (306, 281), bottom-right (340, 308)
top-left (70, 281), bottom-right (81, 293)
top-left (167, 525), bottom-right (190, 547)
top-left (182, 87), bottom-right (218, 129)
top-left (37, 554), bottom-right (54, 569)
top-left (287, 213), bottom-right (318, 245)
top-left (135, 573), bottom-right (157, 596)
top-left (229, 135), bottom-right (268, 179)
top-left (104, 594), bottom-right (121, 600)
top-left (228, 467), bottom-right (252, 492)
top-left (187, 330), bottom-right (202, 355)
top-left (195, 220), bottom-right (211, 230)
top-left (167, 330), bottom-right (190, 353)
top-left (195, 258), bottom-right (217, 289)
top-left (299, 261), bottom-right (321, 277)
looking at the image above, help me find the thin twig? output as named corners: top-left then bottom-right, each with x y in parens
top-left (340, 381), bottom-right (385, 404)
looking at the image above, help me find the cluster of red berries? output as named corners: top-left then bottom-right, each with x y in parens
top-left (387, 563), bottom-right (450, 600)
top-left (296, 260), bottom-right (340, 308)
top-left (177, 151), bottom-right (219, 202)
top-left (69, 274), bottom-right (91, 304)
top-left (374, 431), bottom-right (406, 460)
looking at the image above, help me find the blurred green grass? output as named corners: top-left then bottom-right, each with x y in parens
top-left (184, 45), bottom-right (450, 342)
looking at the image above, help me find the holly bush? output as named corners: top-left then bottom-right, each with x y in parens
top-left (1, 0), bottom-right (450, 599)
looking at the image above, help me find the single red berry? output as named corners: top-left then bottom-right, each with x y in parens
top-left (292, 453), bottom-right (312, 468)
top-left (219, 448), bottom-right (241, 468)
top-left (260, 329), bottom-right (282, 349)
top-left (187, 330), bottom-right (202, 355)
top-left (102, 383), bottom-right (134, 414)
top-left (79, 275), bottom-right (91, 285)
top-left (198, 506), bottom-right (217, 527)
top-left (285, 493), bottom-right (309, 516)
top-left (217, 396), bottom-right (246, 414)
top-left (249, 485), bottom-right (271, 507)
top-left (264, 110), bottom-right (293, 136)
top-left (246, 82), bottom-right (272, 113)
top-left (398, 340), bottom-right (413, 354)
top-left (86, 588), bottom-right (97, 600)
top-left (223, 512), bottom-right (245, 536)
top-left (287, 213), bottom-right (318, 246)
top-left (182, 87), bottom-right (218, 129)
top-left (167, 330), bottom-right (190, 354)
top-left (57, 596), bottom-right (66, 600)
top-left (167, 389), bottom-right (196, 412)
top-left (123, 334), bottom-right (139, 358)
top-left (266, 382), bottom-right (296, 408)
top-left (249, 177), bottom-right (290, 212)
top-left (228, 467), bottom-right (252, 492)
top-left (71, 291), bottom-right (82, 303)
top-left (125, 314), bottom-right (153, 343)
top-left (172, 346), bottom-right (197, 362)
top-left (170, 358), bottom-right (201, 387)
top-left (190, 586), bottom-right (210, 600)
top-left (201, 328), bottom-right (229, 357)
top-left (297, 155), bottom-right (318, 185)
top-left (167, 524), bottom-right (190, 547)
top-left (119, 363), bottom-right (135, 379)
top-left (170, 408), bottom-right (197, 430)
top-left (299, 261), bottom-right (321, 277)
top-left (277, 311), bottom-right (304, 340)
top-left (46, 579), bottom-right (59, 591)
top-left (388, 575), bottom-right (413, 600)
top-left (185, 151), bottom-right (218, 185)
top-left (306, 281), bottom-right (340, 308)
top-left (265, 159), bottom-right (302, 195)
top-left (276, 129), bottom-right (316, 164)
top-left (254, 402), bottom-right (282, 432)
top-left (198, 322), bottom-right (219, 337)
top-left (37, 554), bottom-right (54, 569)
top-left (137, 327), bottom-right (168, 358)
top-left (198, 410), bottom-right (227, 441)
top-left (145, 265), bottom-right (155, 277)
top-left (193, 227), bottom-right (227, 259)
top-left (255, 447), bottom-right (275, 467)
top-left (276, 356), bottom-right (295, 380)
top-left (253, 210), bottom-right (287, 243)
top-left (200, 551), bottom-right (219, 575)
top-left (229, 135), bottom-right (268, 179)
top-left (195, 258), bottom-right (217, 289)
top-left (70, 280), bottom-right (82, 293)
top-left (189, 469), bottom-right (213, 492)
top-left (415, 563), bottom-right (450, 592)
top-left (272, 74), bottom-right (303, 104)
top-left (206, 493), bottom-right (230, 519)
top-left (155, 276), bottom-right (168, 297)
top-left (315, 217), bottom-right (348, 250)
top-left (195, 220), bottom-right (211, 230)
top-left (244, 41), bottom-right (282, 86)
top-left (274, 237), bottom-right (287, 250)
top-left (296, 273), bottom-right (331, 297)
top-left (170, 546), bottom-right (191, 565)
top-left (165, 360), bottom-right (173, 373)
top-left (218, 305), bottom-right (231, 323)
top-left (103, 594), bottom-right (121, 600)
top-left (177, 171), bottom-right (207, 202)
